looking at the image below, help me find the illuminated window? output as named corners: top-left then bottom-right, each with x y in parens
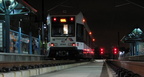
top-left (63, 24), bottom-right (68, 34)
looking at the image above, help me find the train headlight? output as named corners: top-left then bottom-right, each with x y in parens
top-left (68, 43), bottom-right (76, 46)
top-left (72, 43), bottom-right (76, 46)
top-left (50, 43), bottom-right (54, 47)
top-left (83, 51), bottom-right (87, 54)
top-left (90, 51), bottom-right (94, 54)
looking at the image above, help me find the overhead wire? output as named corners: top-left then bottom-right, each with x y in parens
top-left (47, 0), bottom-right (69, 12)
top-left (126, 0), bottom-right (144, 8)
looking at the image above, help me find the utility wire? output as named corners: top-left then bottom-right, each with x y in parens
top-left (47, 0), bottom-right (69, 12)
top-left (115, 3), bottom-right (130, 7)
top-left (126, 0), bottom-right (144, 8)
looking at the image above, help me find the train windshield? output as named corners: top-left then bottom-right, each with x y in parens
top-left (51, 17), bottom-right (75, 37)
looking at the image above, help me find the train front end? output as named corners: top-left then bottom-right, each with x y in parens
top-left (47, 15), bottom-right (78, 59)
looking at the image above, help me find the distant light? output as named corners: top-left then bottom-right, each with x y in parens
top-left (100, 48), bottom-right (104, 55)
top-left (113, 47), bottom-right (118, 54)
top-left (44, 26), bottom-right (46, 28)
top-left (101, 51), bottom-right (104, 54)
top-left (89, 32), bottom-right (92, 35)
top-left (100, 48), bottom-right (104, 52)
top-left (92, 39), bottom-right (95, 42)
top-left (119, 51), bottom-right (125, 55)
top-left (114, 48), bottom-right (117, 51)
top-left (43, 24), bottom-right (46, 28)
top-left (24, 13), bottom-right (28, 15)
top-left (82, 19), bottom-right (86, 22)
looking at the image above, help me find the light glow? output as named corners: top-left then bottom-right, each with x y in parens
top-left (100, 48), bottom-right (104, 55)
top-left (89, 32), bottom-right (92, 35)
top-left (60, 18), bottom-right (66, 22)
top-left (50, 43), bottom-right (54, 47)
top-left (63, 24), bottom-right (68, 34)
top-left (113, 47), bottom-right (118, 54)
top-left (92, 39), bottom-right (95, 42)
top-left (70, 17), bottom-right (74, 21)
top-left (101, 51), bottom-right (104, 54)
top-left (53, 18), bottom-right (57, 21)
top-left (82, 19), bottom-right (86, 22)
top-left (90, 51), bottom-right (94, 54)
top-left (72, 43), bottom-right (76, 46)
top-left (83, 51), bottom-right (87, 54)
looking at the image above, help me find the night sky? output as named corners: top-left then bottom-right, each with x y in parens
top-left (24, 0), bottom-right (144, 51)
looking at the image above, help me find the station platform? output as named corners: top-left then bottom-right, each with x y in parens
top-left (31, 60), bottom-right (114, 77)
top-left (0, 53), bottom-right (45, 62)
top-left (0, 59), bottom-right (116, 77)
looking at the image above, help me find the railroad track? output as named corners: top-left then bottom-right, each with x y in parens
top-left (0, 60), bottom-right (76, 72)
top-left (107, 60), bottom-right (144, 77)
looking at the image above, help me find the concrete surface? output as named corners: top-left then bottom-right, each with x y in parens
top-left (0, 60), bottom-right (115, 77)
top-left (31, 60), bottom-right (109, 77)
top-left (0, 62), bottom-right (89, 77)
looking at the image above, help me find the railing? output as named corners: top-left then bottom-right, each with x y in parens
top-left (9, 30), bottom-right (40, 55)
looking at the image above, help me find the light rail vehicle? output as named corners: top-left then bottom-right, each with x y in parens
top-left (46, 12), bottom-right (95, 60)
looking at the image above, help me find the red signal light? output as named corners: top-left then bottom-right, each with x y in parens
top-left (70, 17), bottom-right (74, 21)
top-left (114, 51), bottom-right (117, 54)
top-left (100, 48), bottom-right (104, 55)
top-left (100, 51), bottom-right (104, 54)
top-left (100, 48), bottom-right (104, 52)
top-left (113, 47), bottom-right (118, 54)
top-left (53, 18), bottom-right (57, 21)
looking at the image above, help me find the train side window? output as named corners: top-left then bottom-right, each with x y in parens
top-left (76, 24), bottom-right (84, 42)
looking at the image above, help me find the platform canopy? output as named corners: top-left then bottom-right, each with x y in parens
top-left (121, 28), bottom-right (144, 43)
top-left (0, 0), bottom-right (37, 53)
top-left (0, 0), bottom-right (37, 15)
